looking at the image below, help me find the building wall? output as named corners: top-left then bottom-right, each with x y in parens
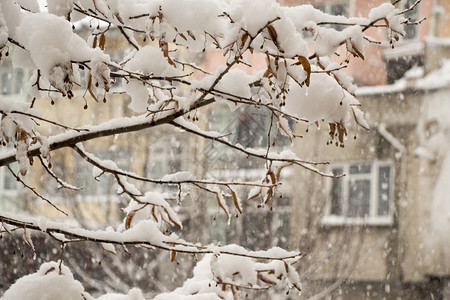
top-left (280, 0), bottom-right (436, 86)
top-left (285, 78), bottom-right (450, 298)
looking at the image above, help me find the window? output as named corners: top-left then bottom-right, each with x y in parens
top-left (303, 1), bottom-right (349, 38)
top-left (323, 161), bottom-right (393, 225)
top-left (402, 0), bottom-right (419, 40)
top-left (210, 194), bottom-right (292, 250)
top-left (314, 2), bottom-right (348, 18)
top-left (0, 62), bottom-right (27, 96)
top-left (235, 110), bottom-right (268, 148)
top-left (148, 137), bottom-right (183, 178)
top-left (0, 164), bottom-right (19, 213)
top-left (385, 54), bottom-right (423, 84)
top-left (1, 72), bottom-right (12, 95)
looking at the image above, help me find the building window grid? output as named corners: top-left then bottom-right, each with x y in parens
top-left (326, 161), bottom-right (394, 223)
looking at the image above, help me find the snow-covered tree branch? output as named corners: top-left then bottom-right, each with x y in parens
top-left (0, 0), bottom-right (420, 298)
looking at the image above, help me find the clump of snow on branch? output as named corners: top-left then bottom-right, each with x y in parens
top-left (284, 71), bottom-right (359, 125)
top-left (14, 11), bottom-right (110, 96)
top-left (0, 97), bottom-right (38, 175)
top-left (2, 261), bottom-right (93, 300)
top-left (2, 260), bottom-right (146, 300)
top-left (155, 249), bottom-right (302, 300)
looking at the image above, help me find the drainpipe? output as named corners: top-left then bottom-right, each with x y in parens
top-left (429, 0), bottom-right (440, 38)
top-left (378, 123), bottom-right (407, 295)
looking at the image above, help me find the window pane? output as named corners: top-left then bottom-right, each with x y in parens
top-left (3, 171), bottom-right (17, 191)
top-left (349, 164), bottom-right (371, 174)
top-left (274, 212), bottom-right (290, 249)
top-left (235, 111), bottom-right (268, 148)
top-left (242, 210), bottom-right (272, 250)
top-left (1, 73), bottom-right (12, 95)
top-left (277, 195), bottom-right (292, 207)
top-left (404, 0), bottom-right (418, 39)
top-left (348, 179), bottom-right (371, 218)
top-left (330, 168), bottom-right (343, 215)
top-left (314, 4), bottom-right (326, 13)
top-left (331, 3), bottom-right (348, 17)
top-left (14, 69), bottom-right (24, 94)
top-left (378, 166), bottom-right (391, 216)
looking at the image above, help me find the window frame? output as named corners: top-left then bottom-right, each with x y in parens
top-left (322, 160), bottom-right (394, 226)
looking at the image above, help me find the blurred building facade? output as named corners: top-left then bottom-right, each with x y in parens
top-left (0, 0), bottom-right (450, 299)
top-left (279, 0), bottom-right (450, 299)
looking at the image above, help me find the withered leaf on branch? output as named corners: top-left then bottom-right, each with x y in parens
top-left (298, 56), bottom-right (311, 86)
top-left (125, 209), bottom-right (137, 230)
top-left (101, 242), bottom-right (117, 255)
top-left (229, 187), bottom-right (242, 214)
top-left (178, 33), bottom-right (187, 41)
top-left (241, 32), bottom-right (249, 47)
top-left (159, 40), bottom-right (176, 67)
top-left (215, 192), bottom-right (230, 219)
top-left (346, 39), bottom-right (364, 60)
top-left (86, 75), bottom-right (99, 102)
top-left (23, 227), bottom-right (35, 254)
top-left (277, 116), bottom-right (294, 142)
top-left (264, 187), bottom-right (274, 204)
top-left (164, 207), bottom-right (182, 230)
top-left (99, 34), bottom-right (106, 51)
top-left (247, 187), bottom-right (261, 201)
top-left (187, 30), bottom-right (196, 40)
top-left (275, 162), bottom-right (293, 182)
top-left (267, 25), bottom-right (278, 42)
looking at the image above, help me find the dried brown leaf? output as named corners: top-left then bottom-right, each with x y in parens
top-left (229, 188), bottom-right (242, 214)
top-left (298, 56), bottom-right (311, 87)
top-left (247, 188), bottom-right (261, 201)
top-left (125, 210), bottom-right (136, 230)
top-left (264, 187), bottom-right (273, 204)
top-left (99, 34), bottom-right (106, 51)
top-left (216, 192), bottom-right (230, 218)
top-left (241, 32), bottom-right (249, 46)
top-left (164, 207), bottom-right (182, 230)
top-left (267, 25), bottom-right (278, 43)
top-left (178, 33), bottom-right (187, 41)
top-left (101, 243), bottom-right (117, 255)
top-left (187, 30), bottom-right (196, 40)
top-left (44, 267), bottom-right (56, 275)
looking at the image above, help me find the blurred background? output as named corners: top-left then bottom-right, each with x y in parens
top-left (0, 0), bottom-right (449, 299)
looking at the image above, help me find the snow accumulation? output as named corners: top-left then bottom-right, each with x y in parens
top-left (16, 13), bottom-right (109, 78)
top-left (284, 70), bottom-right (360, 125)
top-left (2, 261), bottom-right (93, 300)
top-left (2, 261), bottom-right (146, 300)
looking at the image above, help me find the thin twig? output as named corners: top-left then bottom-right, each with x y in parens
top-left (6, 166), bottom-right (68, 216)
